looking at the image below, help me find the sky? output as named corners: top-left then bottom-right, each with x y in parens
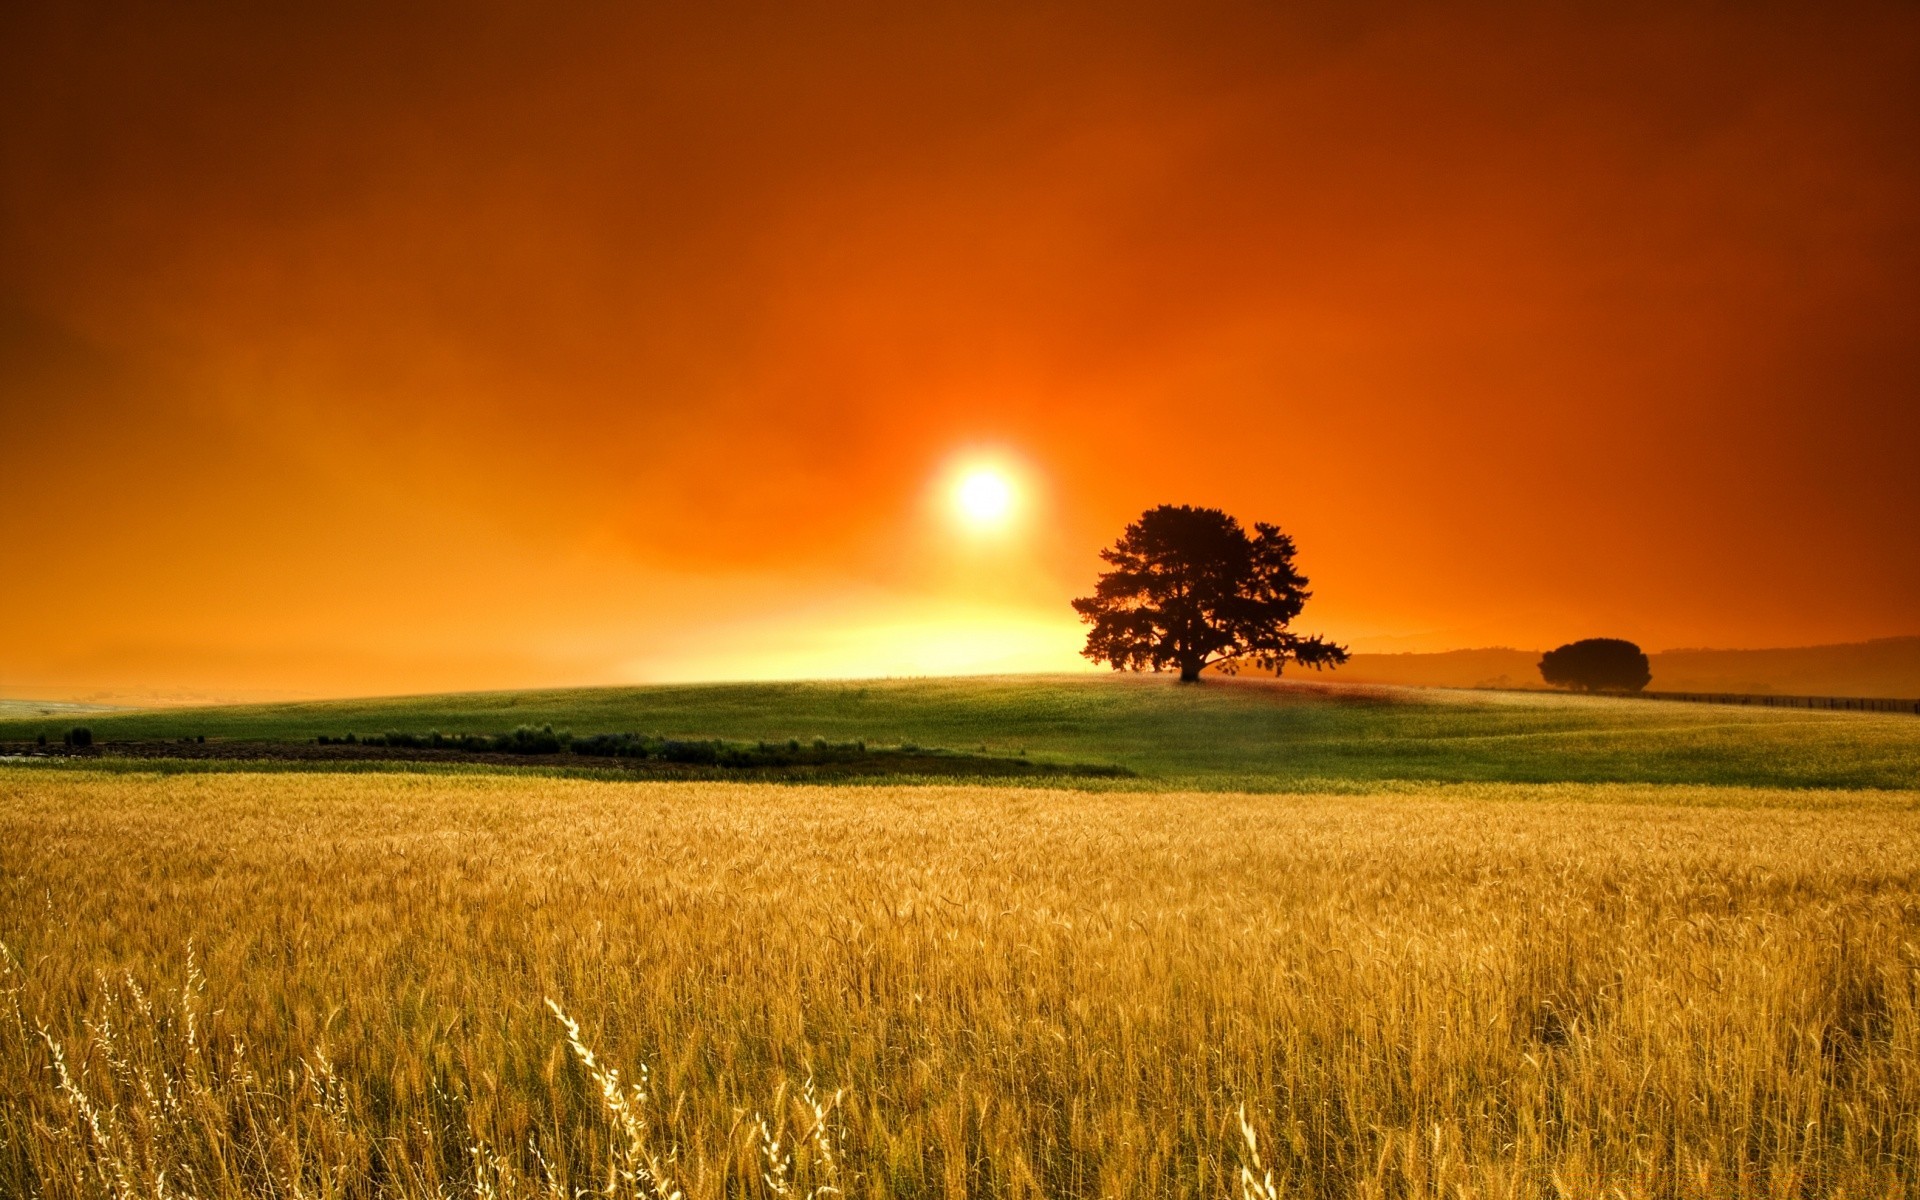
top-left (4, 1), bottom-right (1918, 701)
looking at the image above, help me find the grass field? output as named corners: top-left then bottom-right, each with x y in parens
top-left (1, 769), bottom-right (1916, 1198)
top-left (5, 675), bottom-right (1919, 789)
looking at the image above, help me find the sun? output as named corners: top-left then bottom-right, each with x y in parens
top-left (953, 465), bottom-right (1016, 529)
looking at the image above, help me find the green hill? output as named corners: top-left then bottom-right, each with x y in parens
top-left (5, 674), bottom-right (1916, 790)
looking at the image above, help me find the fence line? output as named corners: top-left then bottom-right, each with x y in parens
top-left (1638, 690), bottom-right (1920, 715)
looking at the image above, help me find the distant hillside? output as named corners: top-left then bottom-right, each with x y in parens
top-left (1331, 637), bottom-right (1920, 699)
top-left (1650, 637), bottom-right (1920, 698)
top-left (1332, 648), bottom-right (1545, 691)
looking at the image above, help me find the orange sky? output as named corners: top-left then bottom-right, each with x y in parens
top-left (4, 2), bottom-right (1918, 700)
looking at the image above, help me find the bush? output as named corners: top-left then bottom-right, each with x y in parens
top-left (658, 738), bottom-right (720, 765)
top-left (496, 724), bottom-right (566, 754)
top-left (1539, 638), bottom-right (1652, 693)
top-left (572, 732), bottom-right (650, 758)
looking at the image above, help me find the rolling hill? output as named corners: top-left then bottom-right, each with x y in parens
top-left (4, 673), bottom-right (1917, 790)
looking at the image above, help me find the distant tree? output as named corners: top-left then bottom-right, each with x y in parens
top-left (1538, 638), bottom-right (1652, 692)
top-left (1072, 504), bottom-right (1348, 683)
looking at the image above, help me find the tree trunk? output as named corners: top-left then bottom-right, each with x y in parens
top-left (1178, 660), bottom-right (1203, 684)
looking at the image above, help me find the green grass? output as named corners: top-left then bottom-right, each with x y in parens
top-left (6, 674), bottom-right (1917, 790)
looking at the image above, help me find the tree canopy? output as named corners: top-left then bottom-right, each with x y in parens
top-left (1071, 504), bottom-right (1348, 683)
top-left (1538, 638), bottom-right (1652, 692)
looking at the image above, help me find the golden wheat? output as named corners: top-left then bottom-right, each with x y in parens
top-left (0, 769), bottom-right (1915, 1198)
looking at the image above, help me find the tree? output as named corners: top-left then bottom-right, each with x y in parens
top-left (1071, 504), bottom-right (1348, 683)
top-left (1538, 638), bottom-right (1651, 692)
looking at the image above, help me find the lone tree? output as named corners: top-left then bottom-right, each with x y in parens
top-left (1538, 638), bottom-right (1652, 692)
top-left (1072, 504), bottom-right (1348, 683)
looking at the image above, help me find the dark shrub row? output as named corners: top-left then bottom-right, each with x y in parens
top-left (314, 726), bottom-right (877, 766)
top-left (317, 724), bottom-right (568, 754)
top-left (609, 736), bottom-right (873, 767)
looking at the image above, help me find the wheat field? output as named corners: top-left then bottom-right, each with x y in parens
top-left (2, 768), bottom-right (1916, 1198)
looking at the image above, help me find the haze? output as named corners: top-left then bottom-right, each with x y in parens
top-left (4, 2), bottom-right (1918, 700)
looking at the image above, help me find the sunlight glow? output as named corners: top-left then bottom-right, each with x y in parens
top-left (953, 466), bottom-right (1016, 528)
top-left (634, 597), bottom-right (1092, 682)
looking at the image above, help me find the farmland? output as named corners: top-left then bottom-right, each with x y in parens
top-left (2, 679), bottom-right (1918, 1197)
